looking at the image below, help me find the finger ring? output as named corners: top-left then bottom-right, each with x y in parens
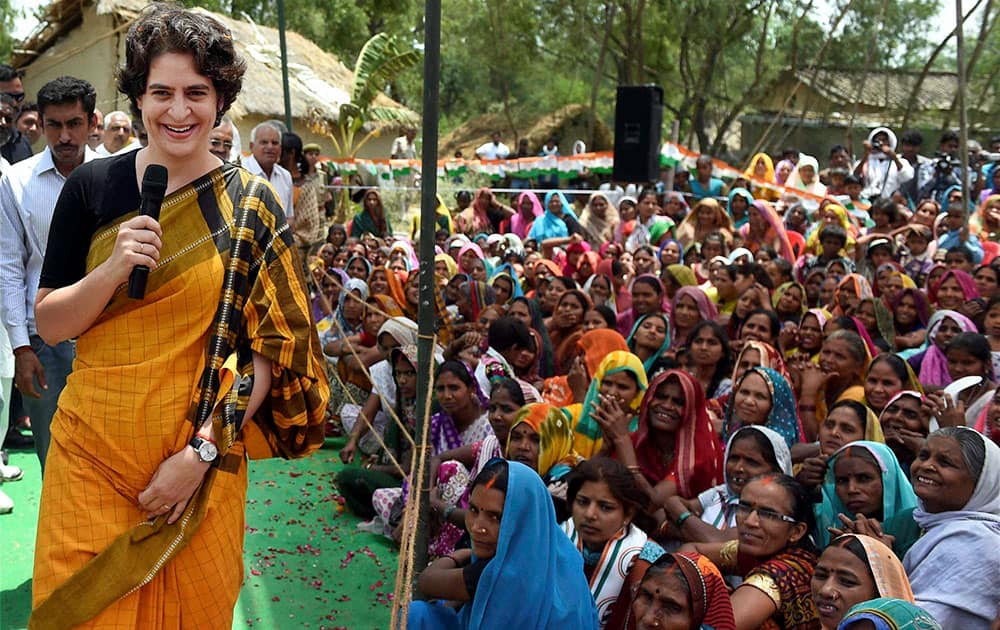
top-left (162, 504), bottom-right (170, 510)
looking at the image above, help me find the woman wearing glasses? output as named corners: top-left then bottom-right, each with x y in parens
top-left (682, 474), bottom-right (821, 630)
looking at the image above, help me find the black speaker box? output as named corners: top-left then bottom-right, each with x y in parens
top-left (612, 85), bottom-right (664, 183)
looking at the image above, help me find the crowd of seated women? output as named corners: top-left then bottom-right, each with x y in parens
top-left (311, 170), bottom-right (1000, 629)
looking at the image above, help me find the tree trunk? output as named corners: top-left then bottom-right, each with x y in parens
top-left (899, 0), bottom-right (987, 129)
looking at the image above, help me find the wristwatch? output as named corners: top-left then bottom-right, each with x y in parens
top-left (189, 435), bottom-right (219, 464)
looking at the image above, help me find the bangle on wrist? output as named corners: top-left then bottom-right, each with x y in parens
top-left (13, 346), bottom-right (32, 356)
top-left (798, 404), bottom-right (817, 412)
top-left (626, 465), bottom-right (642, 475)
top-left (674, 511), bottom-right (693, 530)
top-left (443, 505), bottom-right (457, 521)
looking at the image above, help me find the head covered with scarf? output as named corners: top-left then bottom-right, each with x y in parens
top-left (631, 369), bottom-right (724, 498)
top-left (724, 365), bottom-right (803, 448)
top-left (816, 442), bottom-right (919, 550)
top-left (574, 351), bottom-right (649, 459)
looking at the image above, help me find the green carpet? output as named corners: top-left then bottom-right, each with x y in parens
top-left (0, 438), bottom-right (398, 629)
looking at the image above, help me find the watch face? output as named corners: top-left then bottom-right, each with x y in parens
top-left (198, 441), bottom-right (218, 461)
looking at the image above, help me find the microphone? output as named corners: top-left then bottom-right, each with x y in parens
top-left (127, 164), bottom-right (169, 299)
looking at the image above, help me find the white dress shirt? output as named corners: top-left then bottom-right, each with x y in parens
top-left (475, 141), bottom-right (510, 160)
top-left (243, 154), bottom-right (294, 219)
top-left (0, 146), bottom-right (98, 349)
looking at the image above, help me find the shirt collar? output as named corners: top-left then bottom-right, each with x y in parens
top-left (37, 145), bottom-right (100, 176)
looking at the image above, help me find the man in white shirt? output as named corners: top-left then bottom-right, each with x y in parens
top-left (475, 131), bottom-right (510, 160)
top-left (0, 76), bottom-right (98, 473)
top-left (391, 127), bottom-right (417, 159)
top-left (856, 127), bottom-right (914, 200)
top-left (95, 110), bottom-right (136, 156)
top-left (243, 121), bottom-right (294, 221)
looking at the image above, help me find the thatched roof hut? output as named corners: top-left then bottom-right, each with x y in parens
top-left (11, 0), bottom-right (416, 157)
top-left (439, 104), bottom-right (612, 158)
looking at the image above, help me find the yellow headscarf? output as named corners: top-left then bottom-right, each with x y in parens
top-left (434, 253), bottom-right (459, 279)
top-left (806, 203), bottom-right (857, 254)
top-left (507, 403), bottom-right (580, 478)
top-left (744, 152), bottom-right (776, 183)
top-left (572, 350), bottom-right (649, 458)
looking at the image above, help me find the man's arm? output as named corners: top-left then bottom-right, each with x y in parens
top-left (0, 174), bottom-right (31, 350)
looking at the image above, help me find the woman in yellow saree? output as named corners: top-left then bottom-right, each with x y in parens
top-left (29, 7), bottom-right (328, 629)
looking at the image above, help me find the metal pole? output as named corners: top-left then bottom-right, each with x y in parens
top-left (665, 119), bottom-right (680, 193)
top-left (412, 0), bottom-right (441, 589)
top-left (956, 0), bottom-right (969, 212)
top-left (277, 0), bottom-right (293, 131)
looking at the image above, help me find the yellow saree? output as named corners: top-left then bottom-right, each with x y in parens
top-left (31, 165), bottom-right (328, 629)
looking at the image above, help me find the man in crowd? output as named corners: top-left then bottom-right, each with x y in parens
top-left (475, 130), bottom-right (510, 160)
top-left (87, 107), bottom-right (104, 150)
top-left (15, 103), bottom-right (42, 146)
top-left (898, 129), bottom-right (933, 203)
top-left (96, 110), bottom-right (136, 155)
top-left (856, 127), bottom-right (913, 200)
top-left (208, 116), bottom-right (236, 162)
top-left (819, 144), bottom-right (852, 185)
top-left (0, 74), bottom-right (33, 164)
top-left (0, 76), bottom-right (99, 474)
top-left (244, 121), bottom-right (293, 221)
top-left (391, 127), bottom-right (417, 159)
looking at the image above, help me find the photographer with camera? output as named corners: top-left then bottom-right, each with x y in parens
top-left (855, 127), bottom-right (913, 200)
top-left (918, 131), bottom-right (966, 205)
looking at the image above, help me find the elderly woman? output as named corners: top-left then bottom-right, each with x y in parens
top-left (903, 427), bottom-right (1000, 627)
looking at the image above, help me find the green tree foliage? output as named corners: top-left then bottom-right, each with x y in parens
top-left (0, 0), bottom-right (17, 63)
top-left (171, 0), bottom-right (999, 155)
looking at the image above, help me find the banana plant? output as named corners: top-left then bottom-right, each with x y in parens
top-left (311, 32), bottom-right (421, 158)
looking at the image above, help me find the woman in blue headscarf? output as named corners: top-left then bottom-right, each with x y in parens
top-left (727, 186), bottom-right (754, 229)
top-left (626, 312), bottom-right (672, 378)
top-left (723, 365), bottom-right (804, 449)
top-left (410, 459), bottom-right (599, 630)
top-left (814, 441), bottom-right (921, 556)
top-left (836, 598), bottom-right (941, 630)
top-left (490, 262), bottom-right (524, 305)
top-left (528, 191), bottom-right (583, 247)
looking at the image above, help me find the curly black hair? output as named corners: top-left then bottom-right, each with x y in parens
top-left (116, 4), bottom-right (246, 125)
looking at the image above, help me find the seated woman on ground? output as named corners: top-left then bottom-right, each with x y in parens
top-left (505, 402), bottom-right (582, 521)
top-left (903, 427), bottom-right (1000, 627)
top-left (681, 474), bottom-right (821, 630)
top-left (411, 459), bottom-right (600, 630)
top-left (813, 440), bottom-right (920, 556)
top-left (941, 332), bottom-right (997, 427)
top-left (723, 366), bottom-right (804, 450)
top-left (337, 345), bottom-right (420, 521)
top-left (662, 425), bottom-right (792, 544)
top-left (862, 354), bottom-right (919, 418)
top-left (595, 370), bottom-right (724, 509)
top-left (561, 457), bottom-right (655, 628)
top-left (835, 598), bottom-right (941, 630)
top-left (797, 400), bottom-right (883, 486)
top-left (610, 551), bottom-right (736, 630)
top-left (810, 534), bottom-right (917, 630)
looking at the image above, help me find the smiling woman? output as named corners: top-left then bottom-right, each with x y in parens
top-left (29, 5), bottom-right (328, 629)
top-left (902, 427), bottom-right (1000, 627)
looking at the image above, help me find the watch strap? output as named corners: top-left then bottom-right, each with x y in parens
top-left (189, 435), bottom-right (219, 465)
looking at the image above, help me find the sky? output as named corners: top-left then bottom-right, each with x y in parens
top-left (11, 0), bottom-right (962, 49)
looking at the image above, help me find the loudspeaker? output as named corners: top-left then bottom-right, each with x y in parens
top-left (612, 85), bottom-right (663, 183)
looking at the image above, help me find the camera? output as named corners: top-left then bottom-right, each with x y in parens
top-left (933, 152), bottom-right (960, 174)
